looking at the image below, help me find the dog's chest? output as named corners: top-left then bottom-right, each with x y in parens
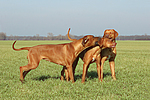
top-left (91, 47), bottom-right (101, 62)
top-left (101, 48), bottom-right (115, 60)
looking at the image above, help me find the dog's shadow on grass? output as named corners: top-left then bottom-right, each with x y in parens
top-left (32, 71), bottom-right (113, 81)
top-left (75, 71), bottom-right (112, 80)
top-left (32, 75), bottom-right (59, 81)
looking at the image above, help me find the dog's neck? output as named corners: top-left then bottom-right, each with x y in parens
top-left (70, 39), bottom-right (89, 57)
top-left (112, 38), bottom-right (116, 52)
top-left (73, 43), bottom-right (85, 56)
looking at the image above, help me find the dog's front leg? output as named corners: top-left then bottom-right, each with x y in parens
top-left (109, 61), bottom-right (116, 80)
top-left (67, 66), bottom-right (74, 83)
top-left (61, 66), bottom-right (69, 81)
top-left (60, 66), bottom-right (65, 81)
top-left (82, 63), bottom-right (89, 83)
top-left (100, 57), bottom-right (107, 81)
top-left (96, 62), bottom-right (101, 81)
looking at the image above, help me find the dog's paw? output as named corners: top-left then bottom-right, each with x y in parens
top-left (20, 79), bottom-right (25, 84)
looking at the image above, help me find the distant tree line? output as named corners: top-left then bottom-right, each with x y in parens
top-left (116, 34), bottom-right (150, 40)
top-left (0, 32), bottom-right (150, 40)
top-left (0, 32), bottom-right (83, 40)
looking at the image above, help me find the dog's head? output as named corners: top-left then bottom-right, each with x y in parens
top-left (98, 37), bottom-right (117, 48)
top-left (103, 29), bottom-right (119, 40)
top-left (82, 35), bottom-right (99, 47)
top-left (67, 28), bottom-right (98, 47)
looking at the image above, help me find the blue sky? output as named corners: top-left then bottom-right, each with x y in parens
top-left (0, 0), bottom-right (150, 36)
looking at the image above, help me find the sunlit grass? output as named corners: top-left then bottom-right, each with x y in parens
top-left (0, 40), bottom-right (150, 99)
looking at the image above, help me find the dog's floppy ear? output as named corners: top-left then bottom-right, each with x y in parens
top-left (82, 36), bottom-right (89, 47)
top-left (113, 29), bottom-right (119, 38)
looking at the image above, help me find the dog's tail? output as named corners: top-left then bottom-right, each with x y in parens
top-left (12, 41), bottom-right (30, 51)
top-left (67, 28), bottom-right (77, 41)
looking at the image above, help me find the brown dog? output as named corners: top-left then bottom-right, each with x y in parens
top-left (12, 28), bottom-right (99, 83)
top-left (100, 29), bottom-right (118, 81)
top-left (61, 29), bottom-right (118, 83)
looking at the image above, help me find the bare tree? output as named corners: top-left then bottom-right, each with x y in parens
top-left (0, 32), bottom-right (6, 40)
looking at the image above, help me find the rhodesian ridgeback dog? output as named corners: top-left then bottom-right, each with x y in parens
top-left (12, 28), bottom-right (99, 83)
top-left (61, 29), bottom-right (118, 83)
top-left (99, 29), bottom-right (118, 81)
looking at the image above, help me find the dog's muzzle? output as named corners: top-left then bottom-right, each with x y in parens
top-left (111, 43), bottom-right (117, 48)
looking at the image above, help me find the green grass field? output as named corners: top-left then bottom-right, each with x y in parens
top-left (0, 40), bottom-right (150, 99)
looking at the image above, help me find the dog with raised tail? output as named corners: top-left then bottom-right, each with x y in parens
top-left (12, 28), bottom-right (99, 83)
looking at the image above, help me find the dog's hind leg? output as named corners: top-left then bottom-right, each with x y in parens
top-left (23, 70), bottom-right (31, 79)
top-left (20, 63), bottom-right (39, 82)
top-left (20, 53), bottom-right (40, 83)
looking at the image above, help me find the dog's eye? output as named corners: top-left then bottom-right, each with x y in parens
top-left (84, 39), bottom-right (88, 43)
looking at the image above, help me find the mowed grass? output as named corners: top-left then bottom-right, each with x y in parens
top-left (0, 40), bottom-right (150, 99)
